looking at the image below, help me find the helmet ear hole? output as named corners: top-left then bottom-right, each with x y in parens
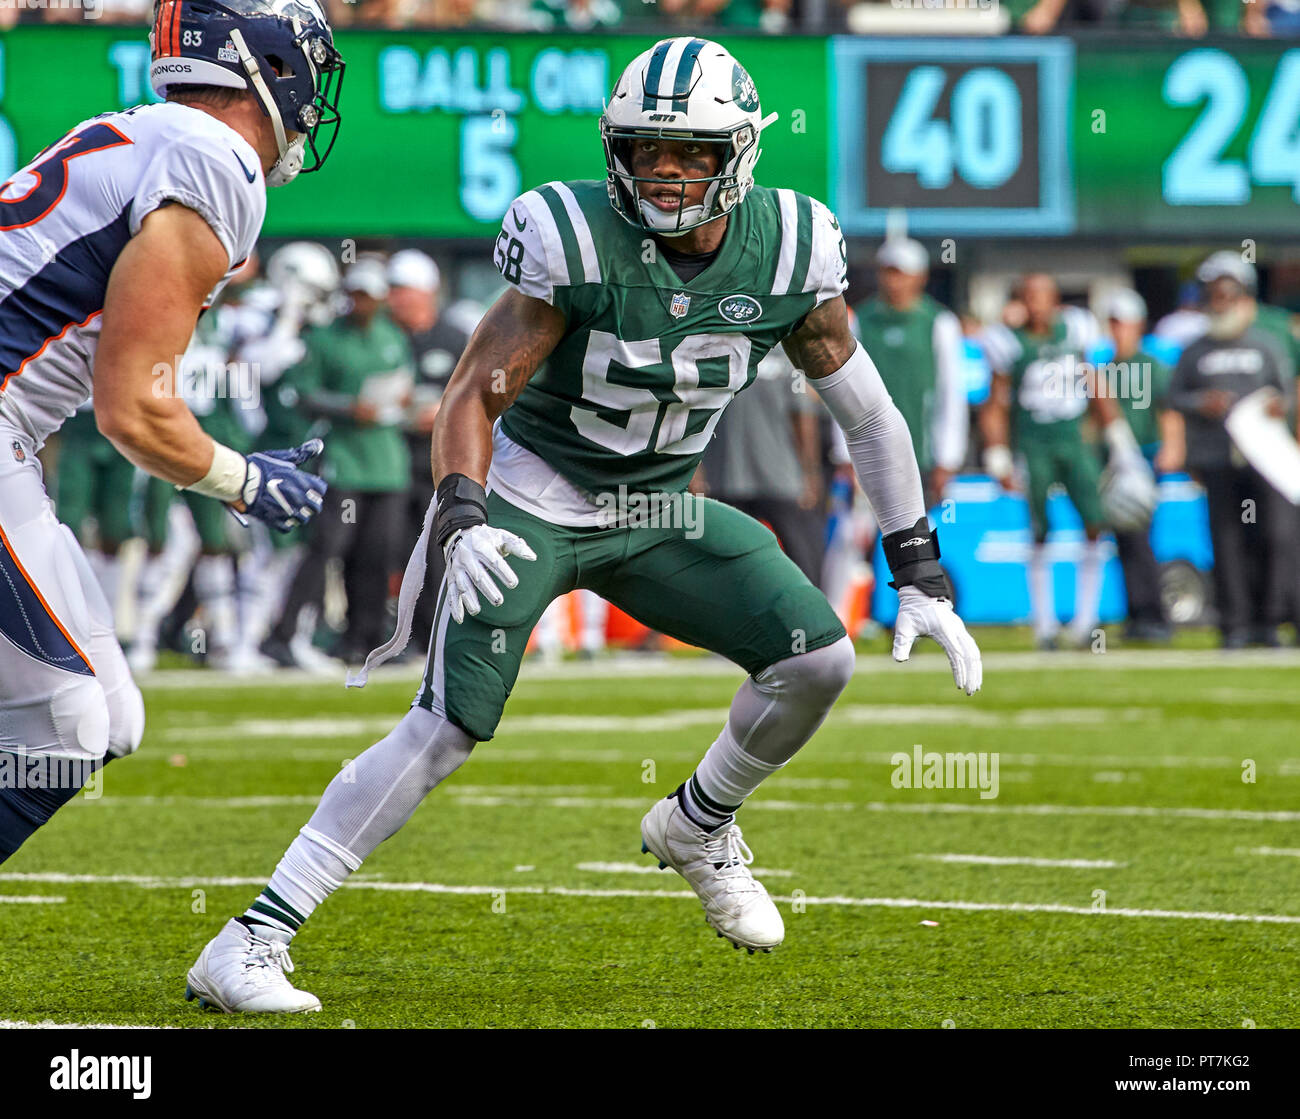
top-left (265, 54), bottom-right (293, 78)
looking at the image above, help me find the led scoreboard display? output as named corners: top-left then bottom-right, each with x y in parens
top-left (1, 28), bottom-right (1297, 239)
top-left (831, 38), bottom-right (1074, 237)
top-left (1074, 42), bottom-right (1300, 237)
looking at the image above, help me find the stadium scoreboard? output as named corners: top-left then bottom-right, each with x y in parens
top-left (1, 27), bottom-right (1297, 240)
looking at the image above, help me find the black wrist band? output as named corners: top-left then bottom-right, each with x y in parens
top-left (883, 517), bottom-right (952, 598)
top-left (434, 473), bottom-right (488, 551)
top-left (882, 516), bottom-right (940, 574)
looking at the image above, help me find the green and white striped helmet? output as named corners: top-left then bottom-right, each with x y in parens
top-left (601, 37), bottom-right (778, 235)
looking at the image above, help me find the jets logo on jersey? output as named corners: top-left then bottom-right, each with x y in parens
top-left (669, 292), bottom-right (691, 319)
top-left (718, 295), bottom-right (762, 325)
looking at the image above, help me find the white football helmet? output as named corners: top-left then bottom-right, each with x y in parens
top-left (266, 241), bottom-right (340, 323)
top-left (601, 37), bottom-right (778, 235)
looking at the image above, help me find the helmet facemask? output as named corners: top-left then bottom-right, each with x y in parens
top-left (602, 123), bottom-right (757, 235)
top-left (231, 17), bottom-right (344, 188)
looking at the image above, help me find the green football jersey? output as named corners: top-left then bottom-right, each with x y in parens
top-left (496, 180), bottom-right (848, 496)
top-left (984, 307), bottom-right (1098, 449)
top-left (853, 294), bottom-right (945, 472)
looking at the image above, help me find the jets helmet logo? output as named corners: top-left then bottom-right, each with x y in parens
top-left (731, 64), bottom-right (759, 112)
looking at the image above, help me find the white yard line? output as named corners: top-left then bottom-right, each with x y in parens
top-left (158, 704), bottom-right (1159, 743)
top-left (1246, 846), bottom-right (1300, 858)
top-left (0, 872), bottom-right (1295, 925)
top-left (146, 741), bottom-right (1293, 776)
top-left (68, 793), bottom-right (1300, 823)
top-left (916, 854), bottom-right (1124, 869)
top-left (134, 647), bottom-right (1300, 690)
top-left (0, 895), bottom-right (65, 904)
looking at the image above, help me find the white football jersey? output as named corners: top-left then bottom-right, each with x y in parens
top-left (0, 101), bottom-right (266, 448)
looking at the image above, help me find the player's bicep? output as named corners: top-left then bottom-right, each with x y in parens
top-left (782, 295), bottom-right (858, 381)
top-left (96, 204), bottom-right (229, 431)
top-left (446, 287), bottom-right (566, 419)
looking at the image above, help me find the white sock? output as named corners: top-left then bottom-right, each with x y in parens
top-left (240, 827), bottom-right (357, 941)
top-left (1028, 546), bottom-right (1057, 641)
top-left (1070, 540), bottom-right (1104, 641)
top-left (683, 724), bottom-right (784, 830)
top-left (193, 554), bottom-right (236, 656)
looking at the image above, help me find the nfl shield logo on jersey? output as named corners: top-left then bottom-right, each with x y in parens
top-left (669, 292), bottom-right (691, 319)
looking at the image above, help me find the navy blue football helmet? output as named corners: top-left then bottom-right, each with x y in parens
top-left (149, 0), bottom-right (344, 187)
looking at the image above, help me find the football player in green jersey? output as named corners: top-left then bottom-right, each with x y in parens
top-left (981, 274), bottom-right (1112, 650)
top-left (187, 38), bottom-right (982, 1013)
top-left (853, 238), bottom-right (967, 506)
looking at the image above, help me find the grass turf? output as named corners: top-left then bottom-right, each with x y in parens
top-left (1, 634), bottom-right (1297, 1028)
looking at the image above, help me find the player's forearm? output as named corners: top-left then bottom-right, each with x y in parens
top-left (95, 394), bottom-right (216, 485)
top-left (977, 395), bottom-right (1009, 451)
top-left (431, 376), bottom-right (496, 487)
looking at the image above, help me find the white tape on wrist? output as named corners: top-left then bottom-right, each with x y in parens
top-left (983, 444), bottom-right (1013, 480)
top-left (184, 441), bottom-right (249, 503)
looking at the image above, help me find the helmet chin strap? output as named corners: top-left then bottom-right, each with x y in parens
top-left (230, 27), bottom-right (302, 188)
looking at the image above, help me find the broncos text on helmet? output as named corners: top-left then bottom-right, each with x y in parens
top-left (149, 0), bottom-right (344, 188)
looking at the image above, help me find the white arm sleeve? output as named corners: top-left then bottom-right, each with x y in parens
top-left (931, 310), bottom-right (969, 472)
top-left (813, 343), bottom-right (926, 534)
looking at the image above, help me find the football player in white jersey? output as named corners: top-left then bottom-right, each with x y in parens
top-left (0, 0), bottom-right (344, 862)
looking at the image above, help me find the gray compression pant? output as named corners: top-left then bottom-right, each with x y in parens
top-left (303, 638), bottom-right (855, 864)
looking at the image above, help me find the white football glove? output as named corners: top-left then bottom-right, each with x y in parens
top-left (1100, 460), bottom-right (1158, 531)
top-left (893, 586), bottom-right (983, 696)
top-left (443, 524), bottom-right (537, 624)
top-left (1100, 419), bottom-right (1158, 531)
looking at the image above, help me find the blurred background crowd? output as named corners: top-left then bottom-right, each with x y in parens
top-left (7, 0), bottom-right (1300, 38)
top-left (38, 232), bottom-right (1300, 673)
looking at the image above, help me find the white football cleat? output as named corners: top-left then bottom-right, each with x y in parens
top-left (640, 796), bottom-right (784, 953)
top-left (185, 919), bottom-right (321, 1014)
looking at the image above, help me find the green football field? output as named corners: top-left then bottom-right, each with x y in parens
top-left (2, 637), bottom-right (1298, 1029)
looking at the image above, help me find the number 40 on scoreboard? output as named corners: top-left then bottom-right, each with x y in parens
top-left (831, 38), bottom-right (1074, 237)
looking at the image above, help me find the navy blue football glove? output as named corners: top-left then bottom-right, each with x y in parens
top-left (241, 439), bottom-right (327, 532)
